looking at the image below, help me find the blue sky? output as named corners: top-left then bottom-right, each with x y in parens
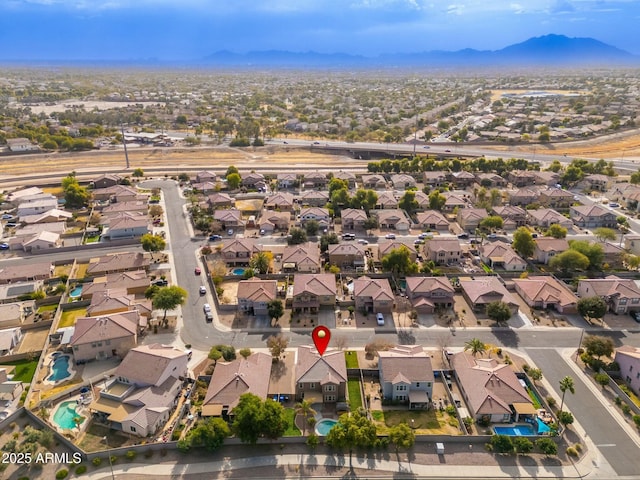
top-left (0, 0), bottom-right (638, 60)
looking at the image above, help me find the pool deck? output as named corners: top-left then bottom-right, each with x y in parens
top-left (49, 396), bottom-right (89, 436)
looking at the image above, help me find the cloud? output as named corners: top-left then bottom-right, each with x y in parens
top-left (447, 3), bottom-right (465, 15)
top-left (550, 0), bottom-right (575, 13)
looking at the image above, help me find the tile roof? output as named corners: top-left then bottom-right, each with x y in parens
top-left (534, 238), bottom-right (570, 252)
top-left (295, 346), bottom-right (347, 385)
top-left (292, 274), bottom-right (336, 297)
top-left (378, 345), bottom-right (434, 384)
top-left (353, 277), bottom-right (394, 302)
top-left (71, 311), bottom-right (139, 346)
top-left (115, 343), bottom-right (187, 386)
top-left (459, 277), bottom-right (518, 306)
top-left (513, 276), bottom-right (579, 309)
top-left (237, 278), bottom-right (277, 303)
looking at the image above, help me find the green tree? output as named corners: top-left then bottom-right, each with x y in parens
top-left (528, 368), bottom-right (543, 385)
top-left (557, 411), bottom-right (574, 427)
top-left (464, 338), bottom-right (487, 357)
top-left (582, 334), bottom-right (614, 359)
top-left (287, 227), bottom-right (308, 245)
top-left (132, 168), bottom-right (144, 178)
top-left (320, 233), bottom-right (340, 253)
top-left (512, 227), bottom-right (535, 258)
top-left (559, 376), bottom-right (575, 413)
top-left (388, 423), bottom-right (415, 454)
top-left (351, 189), bottom-right (378, 213)
top-left (631, 170), bottom-right (640, 184)
top-left (326, 409), bottom-right (377, 465)
top-left (486, 301), bottom-right (513, 324)
top-left (226, 165), bottom-right (239, 177)
top-left (177, 417), bottom-right (230, 452)
top-left (144, 285), bottom-right (159, 299)
top-left (231, 394), bottom-right (286, 444)
top-left (261, 398), bottom-right (288, 440)
top-left (398, 191), bottom-right (419, 215)
top-left (267, 299), bottom-right (284, 325)
top-left (479, 216), bottom-right (504, 231)
top-left (249, 251), bottom-right (272, 274)
top-left (208, 348), bottom-right (222, 366)
top-left (226, 172), bottom-right (241, 190)
top-left (594, 373), bottom-right (610, 389)
top-left (152, 286), bottom-right (187, 325)
top-left (429, 191), bottom-right (446, 211)
top-left (550, 249), bottom-right (590, 273)
top-left (594, 227), bottom-right (617, 243)
top-left (545, 224), bottom-right (567, 239)
top-left (536, 437), bottom-right (558, 456)
top-left (64, 183), bottom-right (90, 208)
top-left (381, 246), bottom-right (419, 277)
top-left (140, 233), bottom-right (166, 260)
top-left (490, 434), bottom-right (513, 453)
top-left (577, 297), bottom-right (608, 323)
top-left (267, 334), bottom-right (289, 360)
top-left (569, 240), bottom-right (604, 267)
top-left (513, 436), bottom-right (533, 454)
top-left (294, 400), bottom-right (317, 435)
top-left (305, 219), bottom-right (320, 236)
top-left (328, 178), bottom-right (349, 195)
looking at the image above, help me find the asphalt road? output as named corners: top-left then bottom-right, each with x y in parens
top-left (526, 349), bottom-right (640, 477)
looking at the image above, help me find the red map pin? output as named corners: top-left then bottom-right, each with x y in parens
top-left (312, 325), bottom-right (331, 356)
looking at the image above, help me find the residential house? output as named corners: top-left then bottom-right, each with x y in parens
top-left (416, 210), bottom-right (450, 231)
top-left (378, 241), bottom-right (417, 262)
top-left (207, 193), bottom-right (235, 209)
top-left (507, 170), bottom-right (537, 187)
top-left (353, 277), bottom-right (394, 313)
top-left (6, 138), bottom-right (37, 152)
top-left (443, 193), bottom-right (469, 213)
top-left (87, 253), bottom-right (150, 276)
top-left (282, 243), bottom-right (321, 273)
top-left (277, 173), bottom-right (298, 189)
top-left (258, 211), bottom-right (291, 233)
top-left (457, 208), bottom-right (488, 232)
top-left (513, 276), bottom-right (579, 314)
top-left (405, 276), bottom-right (454, 313)
top-left (376, 191), bottom-right (399, 209)
top-left (341, 208), bottom-right (368, 231)
top-left (527, 208), bottom-right (574, 229)
top-left (92, 185), bottom-right (141, 203)
top-left (297, 190), bottom-right (329, 207)
top-left (101, 201), bottom-right (148, 219)
top-left (264, 192), bottom-right (295, 211)
top-left (82, 270), bottom-right (150, 299)
top-left (614, 346), bottom-right (640, 394)
top-left (192, 181), bottom-right (217, 193)
top-left (291, 274), bottom-right (336, 313)
top-left (583, 174), bottom-right (613, 192)
top-left (413, 191), bottom-right (431, 211)
top-left (70, 311), bottom-right (140, 362)
top-left (92, 173), bottom-right (123, 189)
top-left (577, 276), bottom-right (640, 314)
top-left (608, 183), bottom-right (640, 205)
top-left (533, 238), bottom-right (570, 264)
top-left (299, 207), bottom-right (330, 228)
top-left (0, 368), bottom-right (24, 404)
top-left (375, 209), bottom-right (410, 233)
top-left (390, 174), bottom-right (416, 190)
top-left (295, 346), bottom-right (347, 404)
top-left (17, 197), bottom-right (58, 217)
top-left (0, 303), bottom-right (30, 329)
top-left (451, 352), bottom-right (531, 423)
top-left (214, 209), bottom-right (245, 229)
top-left (86, 289), bottom-right (151, 319)
top-left (532, 171), bottom-right (560, 186)
top-left (202, 353), bottom-right (272, 417)
top-left (451, 171), bottom-right (476, 188)
top-left (602, 242), bottom-right (625, 268)
top-left (476, 173), bottom-right (506, 188)
top-left (220, 239), bottom-right (262, 266)
top-left (0, 262), bottom-right (51, 284)
top-left (334, 171), bottom-right (356, 189)
top-left (0, 328), bottom-right (22, 355)
top-left (480, 241), bottom-right (527, 271)
top-left (424, 238), bottom-right (461, 265)
top-left (508, 187), bottom-right (540, 207)
top-left (17, 231), bottom-right (61, 252)
top-left (361, 174), bottom-right (387, 190)
top-left (7, 187), bottom-right (43, 205)
top-left (569, 204), bottom-right (617, 229)
top-left (195, 171), bottom-right (217, 184)
top-left (237, 278), bottom-right (278, 316)
top-left (378, 345), bottom-right (434, 409)
top-left (624, 235), bottom-right (640, 256)
top-left (491, 206), bottom-right (527, 228)
top-left (302, 172), bottom-right (328, 189)
top-left (104, 212), bottom-right (150, 239)
top-left (241, 172), bottom-right (266, 190)
top-left (90, 344), bottom-right (188, 437)
top-left (328, 243), bottom-right (365, 269)
top-left (538, 187), bottom-right (574, 210)
top-left (459, 277), bottom-right (519, 314)
top-left (422, 171), bottom-right (449, 187)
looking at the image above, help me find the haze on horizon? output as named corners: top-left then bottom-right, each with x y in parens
top-left (0, 0), bottom-right (638, 62)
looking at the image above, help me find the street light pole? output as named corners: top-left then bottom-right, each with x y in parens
top-left (102, 436), bottom-right (116, 480)
top-left (575, 328), bottom-right (585, 362)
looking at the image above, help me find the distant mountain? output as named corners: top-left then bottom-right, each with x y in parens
top-left (202, 35), bottom-right (638, 68)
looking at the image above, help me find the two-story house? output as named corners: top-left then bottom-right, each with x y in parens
top-left (424, 238), bottom-right (461, 265)
top-left (538, 187), bottom-right (574, 210)
top-left (354, 277), bottom-right (394, 314)
top-left (480, 241), bottom-right (527, 271)
top-left (341, 208), bottom-right (368, 231)
top-left (220, 239), bottom-right (263, 266)
top-left (299, 207), bottom-right (330, 228)
top-left (70, 311), bottom-right (141, 362)
top-left (328, 243), bottom-right (365, 269)
top-left (577, 276), bottom-right (640, 315)
top-left (213, 209), bottom-right (245, 229)
top-left (277, 173), bottom-right (298, 189)
top-left (533, 238), bottom-right (570, 264)
top-left (569, 204), bottom-right (617, 229)
top-left (491, 206), bottom-right (527, 228)
top-left (456, 208), bottom-right (488, 232)
top-left (295, 346), bottom-right (347, 404)
top-left (282, 243), bottom-right (321, 273)
top-left (614, 346), bottom-right (640, 395)
top-left (379, 345), bottom-right (434, 409)
top-left (237, 278), bottom-right (278, 316)
top-left (527, 208), bottom-right (574, 229)
top-left (302, 172), bottom-right (328, 190)
top-left (292, 274), bottom-right (336, 313)
top-left (390, 174), bottom-right (416, 190)
top-left (405, 276), bottom-right (454, 313)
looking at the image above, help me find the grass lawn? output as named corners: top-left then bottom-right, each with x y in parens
top-left (37, 304), bottom-right (58, 313)
top-left (283, 408), bottom-right (301, 437)
top-left (74, 263), bottom-right (89, 280)
top-left (527, 388), bottom-right (542, 409)
top-left (345, 351), bottom-right (359, 368)
top-left (372, 409), bottom-right (453, 435)
top-left (347, 379), bottom-right (362, 411)
top-left (84, 235), bottom-right (100, 244)
top-left (53, 264), bottom-right (73, 278)
top-left (2, 359), bottom-right (39, 383)
top-left (59, 307), bottom-right (87, 328)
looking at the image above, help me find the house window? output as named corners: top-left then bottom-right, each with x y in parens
top-left (309, 383), bottom-right (315, 389)
top-left (130, 426), bottom-right (136, 432)
top-left (416, 383), bottom-right (420, 388)
top-left (299, 383), bottom-right (304, 389)
top-left (426, 382), bottom-right (432, 388)
top-left (325, 395), bottom-right (336, 402)
top-left (396, 385), bottom-right (407, 391)
top-left (105, 340), bottom-right (111, 345)
top-left (396, 395), bottom-right (405, 401)
top-left (620, 299), bottom-right (628, 305)
top-left (324, 385), bottom-right (336, 392)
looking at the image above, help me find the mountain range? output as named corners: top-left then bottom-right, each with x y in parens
top-left (203, 34), bottom-right (638, 68)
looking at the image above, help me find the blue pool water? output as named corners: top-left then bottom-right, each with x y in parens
top-left (47, 354), bottom-right (72, 382)
top-left (536, 417), bottom-right (551, 434)
top-left (53, 401), bottom-right (85, 430)
top-left (69, 286), bottom-right (83, 298)
top-left (493, 424), bottom-right (536, 436)
top-left (232, 268), bottom-right (246, 276)
top-left (315, 419), bottom-right (338, 436)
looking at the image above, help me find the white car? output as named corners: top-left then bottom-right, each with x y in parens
top-left (385, 233), bottom-right (396, 240)
top-left (357, 239), bottom-right (369, 245)
top-left (199, 286), bottom-right (206, 295)
top-left (376, 313), bottom-right (385, 326)
top-left (203, 303), bottom-right (212, 313)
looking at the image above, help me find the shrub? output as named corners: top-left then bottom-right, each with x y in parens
top-left (536, 437), bottom-right (558, 456)
top-left (490, 434), bottom-right (513, 453)
top-left (75, 465), bottom-right (87, 474)
top-left (614, 396), bottom-right (622, 406)
top-left (445, 404), bottom-right (456, 416)
top-left (546, 396), bottom-right (556, 408)
top-left (55, 469), bottom-right (69, 479)
top-left (566, 446), bottom-right (578, 457)
top-left (109, 455), bottom-right (117, 464)
top-left (513, 436), bottom-right (533, 454)
top-left (125, 450), bottom-right (136, 460)
top-left (306, 433), bottom-right (319, 449)
top-left (92, 457), bottom-right (102, 467)
top-left (574, 443), bottom-right (583, 452)
top-left (622, 404), bottom-right (631, 415)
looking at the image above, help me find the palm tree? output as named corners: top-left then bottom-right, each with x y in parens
top-left (295, 400), bottom-right (317, 435)
top-left (559, 376), bottom-right (575, 413)
top-left (464, 338), bottom-right (487, 357)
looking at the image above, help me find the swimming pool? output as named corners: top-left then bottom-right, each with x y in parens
top-left (315, 419), bottom-right (338, 436)
top-left (47, 354), bottom-right (72, 382)
top-left (69, 286), bottom-right (83, 298)
top-left (232, 268), bottom-right (246, 276)
top-left (493, 424), bottom-right (536, 436)
top-left (53, 400), bottom-right (85, 430)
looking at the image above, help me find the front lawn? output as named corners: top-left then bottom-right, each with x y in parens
top-left (59, 307), bottom-right (87, 328)
top-left (345, 351), bottom-right (359, 368)
top-left (2, 359), bottom-right (39, 383)
top-left (283, 408), bottom-right (301, 436)
top-left (347, 379), bottom-right (362, 411)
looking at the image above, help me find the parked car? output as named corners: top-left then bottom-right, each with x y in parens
top-left (0, 243), bottom-right (9, 250)
top-left (199, 286), bottom-right (206, 295)
top-left (227, 229), bottom-right (234, 236)
top-left (609, 203), bottom-right (620, 208)
top-left (203, 303), bottom-right (212, 314)
top-left (1, 214), bottom-right (13, 220)
top-left (457, 233), bottom-right (469, 239)
top-left (376, 313), bottom-right (385, 326)
top-left (631, 311), bottom-right (640, 322)
top-left (487, 233), bottom-right (497, 239)
top-left (209, 234), bottom-right (222, 241)
top-left (205, 312), bottom-right (213, 323)
top-left (384, 233), bottom-right (396, 239)
top-left (194, 267), bottom-right (202, 275)
top-left (152, 278), bottom-right (168, 287)
top-left (357, 239), bottom-right (369, 245)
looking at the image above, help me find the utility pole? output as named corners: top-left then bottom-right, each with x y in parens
top-left (121, 124), bottom-right (130, 169)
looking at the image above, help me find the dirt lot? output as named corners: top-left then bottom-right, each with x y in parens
top-left (15, 327), bottom-right (49, 353)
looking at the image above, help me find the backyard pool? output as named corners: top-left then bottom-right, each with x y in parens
top-left (53, 400), bottom-right (85, 430)
top-left (47, 353), bottom-right (73, 383)
top-left (493, 424), bottom-right (536, 436)
top-left (315, 419), bottom-right (338, 436)
top-left (69, 286), bottom-right (83, 299)
top-left (232, 268), bottom-right (246, 276)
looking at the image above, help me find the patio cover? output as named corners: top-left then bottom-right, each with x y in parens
top-left (512, 402), bottom-right (536, 415)
top-left (201, 404), bottom-right (223, 417)
top-left (408, 390), bottom-right (429, 409)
